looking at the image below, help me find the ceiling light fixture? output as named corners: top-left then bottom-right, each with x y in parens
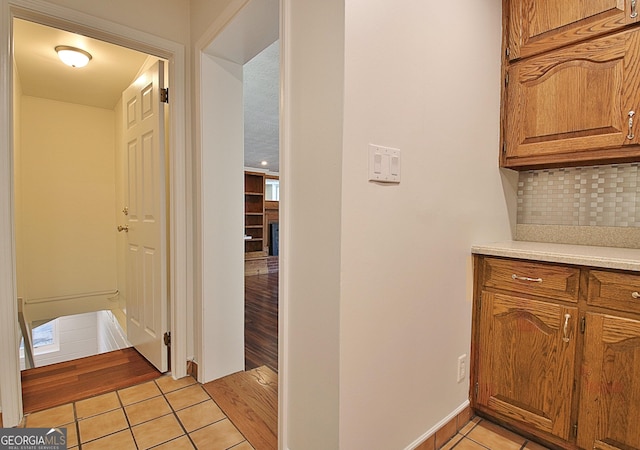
top-left (261, 161), bottom-right (268, 166)
top-left (55, 45), bottom-right (92, 68)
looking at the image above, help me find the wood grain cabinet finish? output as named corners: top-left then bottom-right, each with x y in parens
top-left (507, 0), bottom-right (638, 61)
top-left (477, 292), bottom-right (578, 440)
top-left (503, 26), bottom-right (640, 169)
top-left (577, 313), bottom-right (640, 450)
top-left (588, 269), bottom-right (640, 315)
top-left (482, 257), bottom-right (580, 302)
top-left (473, 256), bottom-right (640, 450)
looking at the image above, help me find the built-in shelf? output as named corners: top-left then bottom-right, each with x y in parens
top-left (244, 172), bottom-right (265, 254)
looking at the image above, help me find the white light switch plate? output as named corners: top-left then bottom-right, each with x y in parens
top-left (368, 144), bottom-right (401, 183)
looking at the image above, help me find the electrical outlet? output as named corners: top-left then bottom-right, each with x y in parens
top-left (457, 354), bottom-right (467, 383)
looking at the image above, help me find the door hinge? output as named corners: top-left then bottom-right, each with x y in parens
top-left (580, 317), bottom-right (586, 334)
top-left (573, 423), bottom-right (578, 438)
top-left (505, 47), bottom-right (510, 58)
top-left (160, 88), bottom-right (169, 104)
top-left (502, 141), bottom-right (507, 155)
top-left (475, 382), bottom-right (479, 398)
top-left (163, 331), bottom-right (171, 346)
top-left (505, 73), bottom-right (509, 86)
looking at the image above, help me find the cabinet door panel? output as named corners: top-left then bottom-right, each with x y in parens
top-left (578, 313), bottom-right (640, 450)
top-left (505, 28), bottom-right (640, 167)
top-left (509, 0), bottom-right (634, 60)
top-left (477, 292), bottom-right (577, 439)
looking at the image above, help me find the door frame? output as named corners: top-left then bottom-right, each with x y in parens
top-left (0, 0), bottom-right (188, 426)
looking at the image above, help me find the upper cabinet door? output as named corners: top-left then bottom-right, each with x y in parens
top-left (508, 0), bottom-right (637, 60)
top-left (503, 27), bottom-right (640, 169)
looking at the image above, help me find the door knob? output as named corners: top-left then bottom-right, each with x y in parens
top-left (117, 225), bottom-right (129, 233)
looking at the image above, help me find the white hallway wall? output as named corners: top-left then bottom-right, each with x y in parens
top-left (283, 0), bottom-right (515, 448)
top-left (339, 1), bottom-right (513, 448)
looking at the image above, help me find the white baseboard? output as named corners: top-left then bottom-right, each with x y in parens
top-left (404, 400), bottom-right (470, 450)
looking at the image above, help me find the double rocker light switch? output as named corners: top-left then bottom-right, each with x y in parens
top-left (368, 144), bottom-right (401, 183)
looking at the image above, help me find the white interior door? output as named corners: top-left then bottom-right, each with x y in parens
top-left (123, 61), bottom-right (168, 372)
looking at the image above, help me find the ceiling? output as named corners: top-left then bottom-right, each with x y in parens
top-left (13, 18), bottom-right (149, 110)
top-left (13, 18), bottom-right (280, 172)
top-left (243, 41), bottom-right (280, 172)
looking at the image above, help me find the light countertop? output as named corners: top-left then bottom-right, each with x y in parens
top-left (472, 241), bottom-right (640, 272)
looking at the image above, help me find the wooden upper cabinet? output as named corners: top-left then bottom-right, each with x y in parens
top-left (577, 313), bottom-right (640, 450)
top-left (503, 27), bottom-right (640, 168)
top-left (508, 0), bottom-right (638, 61)
top-left (477, 292), bottom-right (578, 440)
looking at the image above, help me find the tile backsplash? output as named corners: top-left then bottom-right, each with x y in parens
top-left (517, 163), bottom-right (640, 228)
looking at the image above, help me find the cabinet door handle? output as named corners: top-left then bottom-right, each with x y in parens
top-left (628, 111), bottom-right (636, 139)
top-left (562, 313), bottom-right (571, 343)
top-left (633, 292), bottom-right (640, 299)
top-left (512, 274), bottom-right (543, 283)
top-left (632, 0), bottom-right (638, 18)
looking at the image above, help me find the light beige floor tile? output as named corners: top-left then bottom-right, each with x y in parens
top-left (63, 423), bottom-right (78, 448)
top-left (78, 409), bottom-right (128, 443)
top-left (459, 416), bottom-right (482, 436)
top-left (454, 437), bottom-right (490, 449)
top-left (165, 384), bottom-right (210, 411)
top-left (189, 419), bottom-right (245, 450)
top-left (81, 429), bottom-right (137, 450)
top-left (176, 399), bottom-right (226, 432)
top-left (153, 435), bottom-right (196, 450)
top-left (75, 392), bottom-right (121, 419)
top-left (230, 441), bottom-right (255, 450)
top-left (131, 413), bottom-right (184, 449)
top-left (155, 375), bottom-right (196, 393)
top-left (117, 381), bottom-right (162, 406)
top-left (26, 403), bottom-right (75, 428)
top-left (467, 420), bottom-right (525, 450)
top-left (440, 433), bottom-right (464, 450)
top-left (124, 395), bottom-right (172, 426)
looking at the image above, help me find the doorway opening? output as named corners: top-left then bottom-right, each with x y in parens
top-left (13, 18), bottom-right (168, 372)
top-left (195, 0), bottom-right (279, 384)
top-left (243, 40), bottom-right (279, 374)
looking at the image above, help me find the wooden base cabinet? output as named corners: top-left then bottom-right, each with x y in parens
top-left (477, 292), bottom-right (578, 440)
top-left (472, 255), bottom-right (640, 450)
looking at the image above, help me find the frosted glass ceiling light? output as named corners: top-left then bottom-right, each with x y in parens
top-left (55, 46), bottom-right (92, 68)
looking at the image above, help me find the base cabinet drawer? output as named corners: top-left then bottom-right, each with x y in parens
top-left (482, 257), bottom-right (580, 302)
top-left (587, 270), bottom-right (640, 315)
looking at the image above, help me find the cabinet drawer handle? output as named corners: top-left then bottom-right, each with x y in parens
top-left (633, 292), bottom-right (640, 299)
top-left (512, 274), bottom-right (543, 283)
top-left (632, 0), bottom-right (638, 18)
top-left (628, 111), bottom-right (636, 139)
top-left (562, 314), bottom-right (571, 343)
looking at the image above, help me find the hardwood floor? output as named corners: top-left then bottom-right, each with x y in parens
top-left (245, 272), bottom-right (278, 372)
top-left (21, 347), bottom-right (160, 414)
top-left (204, 365), bottom-right (278, 450)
